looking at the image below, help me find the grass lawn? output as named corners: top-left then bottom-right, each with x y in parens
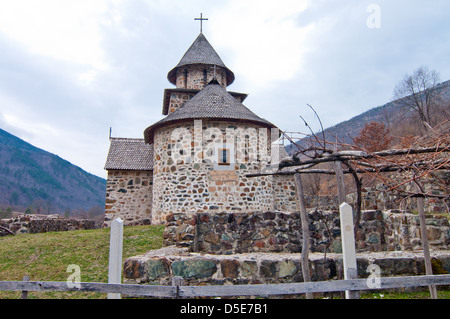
top-left (0, 225), bottom-right (164, 299)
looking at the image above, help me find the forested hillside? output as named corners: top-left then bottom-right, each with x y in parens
top-left (0, 128), bottom-right (106, 216)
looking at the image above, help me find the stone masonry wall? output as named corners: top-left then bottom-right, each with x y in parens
top-left (175, 64), bottom-right (227, 90)
top-left (123, 247), bottom-right (450, 287)
top-left (104, 170), bottom-right (153, 227)
top-left (0, 215), bottom-right (101, 236)
top-left (163, 210), bottom-right (449, 254)
top-left (166, 91), bottom-right (197, 115)
top-left (273, 175), bottom-right (298, 212)
top-left (151, 121), bottom-right (274, 224)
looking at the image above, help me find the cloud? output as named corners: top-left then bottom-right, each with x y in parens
top-left (0, 0), bottom-right (109, 70)
top-left (210, 0), bottom-right (313, 91)
top-left (1, 0), bottom-right (450, 179)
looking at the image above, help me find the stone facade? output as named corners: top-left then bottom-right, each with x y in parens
top-left (104, 170), bottom-right (153, 226)
top-left (163, 210), bottom-right (450, 254)
top-left (151, 120), bottom-right (274, 224)
top-left (175, 64), bottom-right (228, 90)
top-left (273, 175), bottom-right (298, 212)
top-left (165, 91), bottom-right (197, 115)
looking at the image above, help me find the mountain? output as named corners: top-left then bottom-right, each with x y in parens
top-left (286, 79), bottom-right (450, 154)
top-left (0, 128), bottom-right (106, 214)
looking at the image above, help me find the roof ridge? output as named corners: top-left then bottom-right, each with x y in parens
top-left (110, 137), bottom-right (145, 142)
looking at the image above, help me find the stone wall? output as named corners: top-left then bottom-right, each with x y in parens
top-left (123, 247), bottom-right (450, 287)
top-left (347, 185), bottom-right (450, 214)
top-left (175, 64), bottom-right (228, 90)
top-left (163, 210), bottom-right (449, 254)
top-left (151, 121), bottom-right (274, 224)
top-left (273, 175), bottom-right (298, 212)
top-left (166, 91), bottom-right (197, 115)
top-left (104, 170), bottom-right (153, 227)
top-left (0, 215), bottom-right (101, 236)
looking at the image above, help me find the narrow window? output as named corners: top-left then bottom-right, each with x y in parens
top-left (203, 69), bottom-right (208, 86)
top-left (218, 148), bottom-right (230, 165)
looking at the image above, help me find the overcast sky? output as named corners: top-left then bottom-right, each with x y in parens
top-left (0, 0), bottom-right (449, 179)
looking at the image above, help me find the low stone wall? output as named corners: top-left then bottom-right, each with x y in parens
top-left (163, 210), bottom-right (449, 254)
top-left (0, 215), bottom-right (101, 236)
top-left (346, 172), bottom-right (450, 214)
top-left (123, 247), bottom-right (450, 287)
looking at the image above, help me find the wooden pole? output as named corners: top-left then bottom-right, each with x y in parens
top-left (417, 196), bottom-right (438, 299)
top-left (20, 276), bottom-right (29, 299)
top-left (339, 203), bottom-right (360, 299)
top-left (334, 160), bottom-right (347, 204)
top-left (108, 218), bottom-right (124, 299)
top-left (294, 173), bottom-right (313, 299)
top-left (172, 276), bottom-right (184, 299)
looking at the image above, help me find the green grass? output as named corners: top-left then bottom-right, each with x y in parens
top-left (0, 225), bottom-right (164, 299)
top-left (361, 290), bottom-right (450, 299)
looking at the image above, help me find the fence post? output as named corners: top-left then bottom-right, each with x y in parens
top-left (334, 160), bottom-right (347, 204)
top-left (172, 276), bottom-right (184, 299)
top-left (108, 218), bottom-right (124, 299)
top-left (294, 173), bottom-right (313, 299)
top-left (417, 196), bottom-right (438, 299)
top-left (339, 203), bottom-right (359, 299)
top-left (20, 276), bottom-right (29, 299)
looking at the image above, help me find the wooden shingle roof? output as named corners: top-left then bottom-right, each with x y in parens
top-left (144, 80), bottom-right (277, 143)
top-left (104, 138), bottom-right (153, 171)
top-left (167, 33), bottom-right (235, 86)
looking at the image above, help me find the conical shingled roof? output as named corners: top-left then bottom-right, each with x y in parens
top-left (167, 33), bottom-right (235, 86)
top-left (144, 80), bottom-right (276, 142)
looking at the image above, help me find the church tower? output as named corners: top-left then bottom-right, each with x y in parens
top-left (104, 19), bottom-right (295, 227)
top-left (144, 30), bottom-right (279, 224)
top-left (161, 33), bottom-right (246, 116)
top-left (167, 32), bottom-right (235, 90)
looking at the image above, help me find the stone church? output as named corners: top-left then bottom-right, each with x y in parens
top-left (104, 31), bottom-right (297, 227)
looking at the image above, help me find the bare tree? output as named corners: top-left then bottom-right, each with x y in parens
top-left (393, 66), bottom-right (441, 130)
top-left (353, 121), bottom-right (392, 152)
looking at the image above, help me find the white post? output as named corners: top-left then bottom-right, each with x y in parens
top-left (108, 218), bottom-right (124, 299)
top-left (339, 203), bottom-right (359, 299)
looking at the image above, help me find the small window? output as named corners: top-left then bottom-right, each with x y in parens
top-left (203, 69), bottom-right (208, 86)
top-left (218, 148), bottom-right (230, 165)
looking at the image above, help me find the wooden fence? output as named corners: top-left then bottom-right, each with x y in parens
top-left (1, 274), bottom-right (450, 298)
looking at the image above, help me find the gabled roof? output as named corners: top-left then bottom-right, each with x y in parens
top-left (144, 80), bottom-right (277, 143)
top-left (167, 33), bottom-right (235, 86)
top-left (105, 138), bottom-right (153, 171)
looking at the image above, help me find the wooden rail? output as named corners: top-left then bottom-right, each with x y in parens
top-left (1, 274), bottom-right (449, 298)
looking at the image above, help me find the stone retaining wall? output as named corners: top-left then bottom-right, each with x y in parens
top-left (0, 215), bottom-right (101, 236)
top-left (123, 247), bottom-right (450, 287)
top-left (163, 210), bottom-right (450, 254)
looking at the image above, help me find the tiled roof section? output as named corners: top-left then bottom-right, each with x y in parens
top-left (144, 80), bottom-right (277, 142)
top-left (104, 138), bottom-right (153, 171)
top-left (167, 33), bottom-right (235, 86)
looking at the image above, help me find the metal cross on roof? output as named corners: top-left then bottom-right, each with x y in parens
top-left (195, 13), bottom-right (208, 33)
